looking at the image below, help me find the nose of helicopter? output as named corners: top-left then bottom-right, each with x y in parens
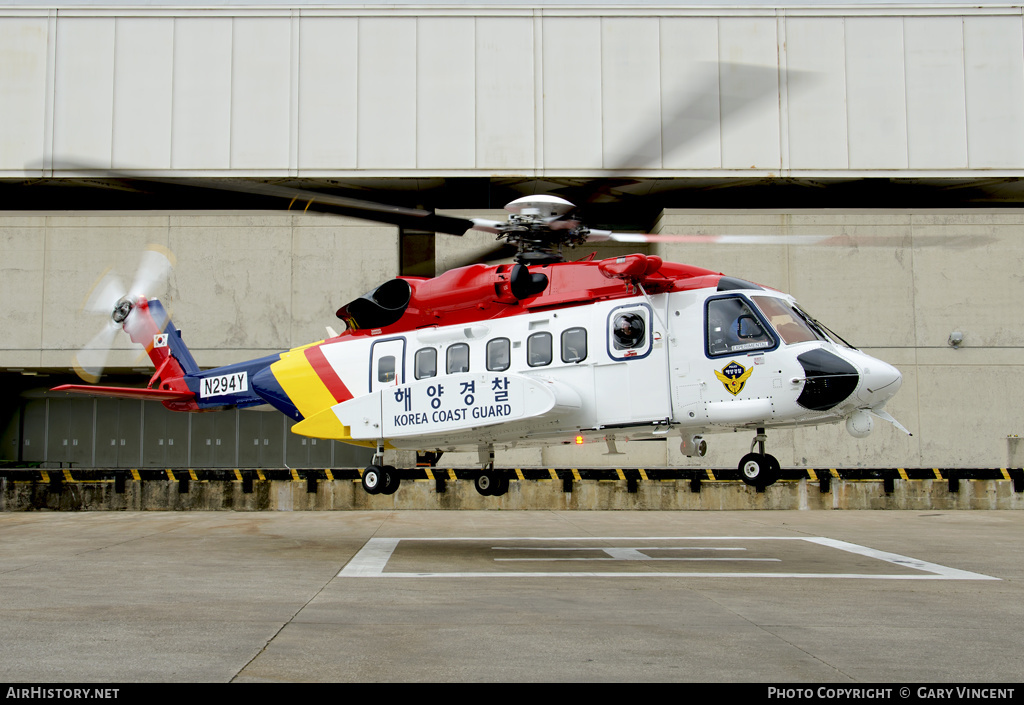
top-left (794, 347), bottom-right (902, 412)
top-left (852, 353), bottom-right (903, 407)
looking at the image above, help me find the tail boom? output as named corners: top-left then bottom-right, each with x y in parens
top-left (56, 297), bottom-right (202, 411)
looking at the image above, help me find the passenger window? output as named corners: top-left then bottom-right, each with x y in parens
top-left (561, 327), bottom-right (587, 363)
top-left (415, 348), bottom-right (437, 379)
top-left (611, 312), bottom-right (646, 350)
top-left (447, 343), bottom-right (470, 373)
top-left (706, 297), bottom-right (775, 356)
top-left (487, 338), bottom-right (511, 372)
top-left (527, 332), bottom-right (552, 367)
top-left (378, 356), bottom-right (396, 383)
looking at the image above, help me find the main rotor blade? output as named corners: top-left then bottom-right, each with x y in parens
top-left (176, 178), bottom-right (477, 235)
top-left (603, 62), bottom-right (806, 173)
top-left (466, 218), bottom-right (510, 235)
top-left (555, 63), bottom-right (810, 216)
top-left (589, 231), bottom-right (993, 248)
top-left (44, 164), bottom-right (479, 236)
top-left (442, 242), bottom-right (520, 272)
top-left (591, 231), bottom-right (830, 246)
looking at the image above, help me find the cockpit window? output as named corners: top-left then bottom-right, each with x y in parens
top-left (751, 296), bottom-right (854, 349)
top-left (706, 297), bottom-right (775, 356)
top-left (795, 304), bottom-right (855, 349)
top-left (751, 296), bottom-right (822, 345)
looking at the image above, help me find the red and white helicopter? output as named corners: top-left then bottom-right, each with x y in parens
top-left (54, 184), bottom-right (909, 496)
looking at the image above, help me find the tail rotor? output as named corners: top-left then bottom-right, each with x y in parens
top-left (72, 245), bottom-right (175, 383)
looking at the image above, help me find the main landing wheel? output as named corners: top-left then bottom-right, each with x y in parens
top-left (491, 473), bottom-right (509, 497)
top-left (362, 465), bottom-right (399, 495)
top-left (361, 465), bottom-right (383, 494)
top-left (475, 471), bottom-right (508, 497)
top-left (380, 465), bottom-right (400, 495)
top-left (738, 453), bottom-right (780, 488)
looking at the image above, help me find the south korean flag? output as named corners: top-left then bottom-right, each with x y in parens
top-left (153, 333), bottom-right (168, 348)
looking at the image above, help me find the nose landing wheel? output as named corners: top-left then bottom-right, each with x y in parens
top-left (738, 453), bottom-right (780, 488)
top-left (738, 429), bottom-right (780, 488)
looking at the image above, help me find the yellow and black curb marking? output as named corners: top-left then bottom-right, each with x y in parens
top-left (4, 466), bottom-right (1023, 496)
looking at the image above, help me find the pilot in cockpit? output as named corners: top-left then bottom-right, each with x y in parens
top-left (708, 306), bottom-right (740, 354)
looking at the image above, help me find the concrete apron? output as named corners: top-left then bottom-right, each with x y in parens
top-left (2, 477), bottom-right (1023, 511)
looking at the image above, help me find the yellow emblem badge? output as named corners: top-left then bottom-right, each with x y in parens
top-left (715, 361), bottom-right (752, 396)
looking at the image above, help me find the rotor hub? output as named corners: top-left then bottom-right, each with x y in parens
top-left (503, 195), bottom-right (576, 219)
top-left (112, 297), bottom-right (134, 323)
top-left (497, 198), bottom-right (592, 265)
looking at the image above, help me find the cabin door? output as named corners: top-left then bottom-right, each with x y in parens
top-left (593, 302), bottom-right (672, 427)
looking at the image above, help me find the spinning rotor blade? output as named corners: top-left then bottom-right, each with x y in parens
top-left (588, 231), bottom-right (830, 246)
top-left (128, 245), bottom-right (175, 300)
top-left (443, 242), bottom-right (521, 272)
top-left (72, 245), bottom-right (176, 383)
top-left (46, 164), bottom-right (481, 236)
top-left (82, 270), bottom-right (127, 316)
top-left (587, 231), bottom-right (993, 249)
top-left (171, 178), bottom-right (479, 235)
top-left (72, 321), bottom-right (121, 384)
top-left (551, 63), bottom-right (811, 225)
top-left (465, 218), bottom-right (510, 235)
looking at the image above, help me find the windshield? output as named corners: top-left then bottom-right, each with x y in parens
top-left (752, 296), bottom-right (854, 349)
top-left (797, 305), bottom-right (855, 349)
top-left (752, 296), bottom-right (822, 344)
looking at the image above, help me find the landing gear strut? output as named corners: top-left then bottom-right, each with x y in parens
top-left (738, 428), bottom-right (780, 489)
top-left (474, 445), bottom-right (509, 497)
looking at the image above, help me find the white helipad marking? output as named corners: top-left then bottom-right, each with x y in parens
top-left (341, 537), bottom-right (400, 576)
top-left (802, 537), bottom-right (995, 581)
top-left (493, 546), bottom-right (777, 562)
top-left (337, 536), bottom-right (999, 580)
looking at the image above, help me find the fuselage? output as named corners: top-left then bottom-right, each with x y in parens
top-left (226, 255), bottom-right (903, 452)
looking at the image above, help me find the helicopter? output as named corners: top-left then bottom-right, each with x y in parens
top-left (52, 182), bottom-right (910, 497)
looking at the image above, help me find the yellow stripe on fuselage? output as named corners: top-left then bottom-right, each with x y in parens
top-left (290, 406), bottom-right (383, 450)
top-left (271, 344), bottom-right (336, 419)
top-left (292, 406), bottom-right (351, 440)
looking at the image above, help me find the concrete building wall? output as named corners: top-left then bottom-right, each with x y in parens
top-left (0, 212), bottom-right (399, 370)
top-left (5, 5), bottom-right (1024, 178)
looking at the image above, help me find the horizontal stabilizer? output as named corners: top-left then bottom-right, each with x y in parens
top-left (52, 384), bottom-right (195, 402)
